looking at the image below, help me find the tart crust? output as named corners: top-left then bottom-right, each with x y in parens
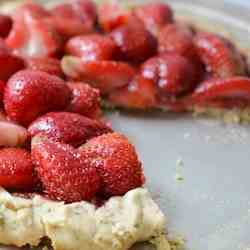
top-left (0, 187), bottom-right (170, 250)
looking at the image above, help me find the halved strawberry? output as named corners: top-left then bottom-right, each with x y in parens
top-left (0, 14), bottom-right (12, 38)
top-left (62, 56), bottom-right (136, 94)
top-left (79, 132), bottom-right (144, 197)
top-left (110, 23), bottom-right (157, 63)
top-left (4, 70), bottom-right (71, 126)
top-left (28, 112), bottom-right (111, 147)
top-left (6, 3), bottom-right (62, 58)
top-left (25, 57), bottom-right (63, 78)
top-left (0, 121), bottom-right (28, 147)
top-left (191, 77), bottom-right (250, 108)
top-left (66, 82), bottom-right (101, 118)
top-left (194, 32), bottom-right (247, 78)
top-left (32, 135), bottom-right (101, 202)
top-left (141, 53), bottom-right (197, 97)
top-left (98, 1), bottom-right (132, 32)
top-left (134, 2), bottom-right (173, 35)
top-left (0, 80), bottom-right (5, 104)
top-left (50, 0), bottom-right (97, 38)
top-left (0, 148), bottom-right (34, 191)
top-left (65, 34), bottom-right (118, 61)
top-left (108, 75), bottom-right (157, 109)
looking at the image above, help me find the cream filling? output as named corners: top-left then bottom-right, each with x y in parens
top-left (0, 188), bottom-right (170, 250)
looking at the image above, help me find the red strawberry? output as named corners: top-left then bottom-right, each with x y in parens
top-left (32, 135), bottom-right (101, 202)
top-left (50, 0), bottom-right (97, 38)
top-left (0, 121), bottom-right (28, 147)
top-left (0, 38), bottom-right (11, 54)
top-left (25, 57), bottom-right (63, 78)
top-left (141, 53), bottom-right (197, 97)
top-left (0, 80), bottom-right (5, 104)
top-left (0, 52), bottom-right (25, 82)
top-left (108, 75), bottom-right (157, 109)
top-left (6, 3), bottom-right (62, 58)
top-left (98, 1), bottom-right (132, 32)
top-left (110, 24), bottom-right (157, 63)
top-left (134, 2), bottom-right (173, 35)
top-left (0, 148), bottom-right (34, 191)
top-left (28, 112), bottom-right (112, 147)
top-left (4, 70), bottom-right (71, 126)
top-left (191, 77), bottom-right (250, 108)
top-left (194, 32), bottom-right (247, 78)
top-left (158, 23), bottom-right (195, 58)
top-left (0, 14), bottom-right (12, 38)
top-left (62, 56), bottom-right (136, 94)
top-left (65, 34), bottom-right (118, 61)
top-left (79, 133), bottom-right (144, 197)
top-left (66, 82), bottom-right (101, 118)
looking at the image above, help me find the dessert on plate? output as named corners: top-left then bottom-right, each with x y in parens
top-left (0, 0), bottom-right (248, 249)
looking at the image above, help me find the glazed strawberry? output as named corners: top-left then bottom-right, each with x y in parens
top-left (191, 77), bottom-right (250, 108)
top-left (0, 148), bottom-right (34, 191)
top-left (158, 24), bottom-right (195, 58)
top-left (0, 52), bottom-right (25, 82)
top-left (141, 53), bottom-right (197, 97)
top-left (98, 1), bottom-right (132, 32)
top-left (25, 57), bottom-right (63, 78)
top-left (6, 3), bottom-right (62, 58)
top-left (110, 24), bottom-right (157, 63)
top-left (62, 56), bottom-right (136, 94)
top-left (0, 121), bottom-right (28, 147)
top-left (28, 112), bottom-right (111, 147)
top-left (194, 32), bottom-right (247, 78)
top-left (66, 82), bottom-right (101, 118)
top-left (80, 133), bottom-right (144, 197)
top-left (65, 34), bottom-right (118, 61)
top-left (0, 14), bottom-right (12, 38)
top-left (32, 136), bottom-right (101, 202)
top-left (0, 80), bottom-right (5, 104)
top-left (108, 75), bottom-right (157, 109)
top-left (134, 2), bottom-right (173, 35)
top-left (4, 70), bottom-right (71, 126)
top-left (50, 0), bottom-right (97, 38)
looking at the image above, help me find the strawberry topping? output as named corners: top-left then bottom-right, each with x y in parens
top-left (28, 112), bottom-right (112, 147)
top-left (80, 133), bottom-right (144, 197)
top-left (4, 70), bottom-right (71, 126)
top-left (0, 148), bottom-right (34, 191)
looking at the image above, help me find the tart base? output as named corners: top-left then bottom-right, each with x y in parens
top-left (0, 188), bottom-right (170, 250)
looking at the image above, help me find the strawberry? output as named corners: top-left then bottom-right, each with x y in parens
top-left (25, 57), bottom-right (63, 78)
top-left (6, 3), bottom-right (63, 58)
top-left (110, 23), bottom-right (157, 63)
top-left (194, 32), bottom-right (247, 78)
top-left (0, 38), bottom-right (11, 54)
top-left (66, 82), bottom-right (101, 118)
top-left (98, 1), bottom-right (132, 32)
top-left (0, 121), bottom-right (28, 147)
top-left (0, 14), bottom-right (12, 38)
top-left (28, 112), bottom-right (112, 147)
top-left (32, 135), bottom-right (101, 202)
top-left (134, 2), bottom-right (173, 35)
top-left (141, 53), bottom-right (197, 97)
top-left (50, 0), bottom-right (97, 38)
top-left (62, 56), bottom-right (136, 94)
top-left (0, 148), bottom-right (34, 191)
top-left (65, 34), bottom-right (118, 61)
top-left (80, 133), bottom-right (144, 197)
top-left (108, 75), bottom-right (157, 109)
top-left (191, 77), bottom-right (250, 108)
top-left (158, 23), bottom-right (195, 58)
top-left (4, 70), bottom-right (71, 126)
top-left (0, 52), bottom-right (25, 82)
top-left (0, 80), bottom-right (5, 104)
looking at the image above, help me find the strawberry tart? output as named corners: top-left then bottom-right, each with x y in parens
top-left (0, 0), bottom-right (248, 249)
